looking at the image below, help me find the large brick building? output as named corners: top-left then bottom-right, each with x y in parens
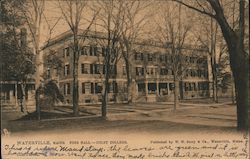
top-left (42, 30), bottom-right (210, 105)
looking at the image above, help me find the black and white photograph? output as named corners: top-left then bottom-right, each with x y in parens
top-left (1, 0), bottom-right (249, 158)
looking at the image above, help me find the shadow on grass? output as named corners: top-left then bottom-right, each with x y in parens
top-left (14, 111), bottom-right (75, 121)
top-left (14, 111), bottom-right (95, 121)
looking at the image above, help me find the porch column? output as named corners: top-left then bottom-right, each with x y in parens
top-left (156, 81), bottom-right (159, 96)
top-left (167, 82), bottom-right (170, 95)
top-left (145, 81), bottom-right (148, 101)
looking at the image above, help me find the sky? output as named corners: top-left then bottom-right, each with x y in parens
top-left (39, 1), bottom-right (189, 45)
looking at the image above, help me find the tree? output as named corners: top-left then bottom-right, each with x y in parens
top-left (154, 3), bottom-right (200, 111)
top-left (194, 15), bottom-right (220, 102)
top-left (58, 0), bottom-right (98, 116)
top-left (35, 80), bottom-right (64, 119)
top-left (119, 1), bottom-right (153, 104)
top-left (42, 50), bottom-right (63, 80)
top-left (94, 0), bottom-right (125, 117)
top-left (175, 0), bottom-right (249, 129)
top-left (19, 0), bottom-right (45, 89)
top-left (1, 0), bottom-right (36, 112)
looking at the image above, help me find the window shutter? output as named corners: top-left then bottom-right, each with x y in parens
top-left (83, 83), bottom-right (85, 93)
top-left (81, 64), bottom-right (84, 74)
top-left (90, 64), bottom-right (93, 74)
top-left (103, 65), bottom-right (106, 74)
top-left (91, 83), bottom-right (94, 94)
top-left (64, 84), bottom-right (66, 95)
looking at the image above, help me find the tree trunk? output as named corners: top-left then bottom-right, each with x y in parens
top-left (102, 48), bottom-right (110, 118)
top-left (231, 77), bottom-right (235, 104)
top-left (102, 66), bottom-right (109, 118)
top-left (20, 83), bottom-right (27, 113)
top-left (102, 82), bottom-right (108, 118)
top-left (72, 79), bottom-right (79, 116)
top-left (207, 0), bottom-right (249, 130)
top-left (125, 58), bottom-right (133, 104)
top-left (174, 79), bottom-right (180, 111)
top-left (232, 47), bottom-right (249, 130)
top-left (72, 33), bottom-right (79, 116)
top-left (212, 63), bottom-right (218, 103)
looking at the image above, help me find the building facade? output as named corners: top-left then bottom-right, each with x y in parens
top-left (42, 31), bottom-right (210, 105)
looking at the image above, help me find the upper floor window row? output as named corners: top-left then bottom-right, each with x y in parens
top-left (63, 46), bottom-right (110, 57)
top-left (80, 46), bottom-right (115, 57)
top-left (81, 46), bottom-right (99, 56)
top-left (81, 63), bottom-right (117, 75)
top-left (185, 69), bottom-right (208, 78)
top-left (134, 53), bottom-right (207, 65)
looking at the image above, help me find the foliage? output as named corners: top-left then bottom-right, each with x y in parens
top-left (36, 80), bottom-right (64, 101)
top-left (36, 80), bottom-right (64, 111)
top-left (0, 0), bottom-right (35, 82)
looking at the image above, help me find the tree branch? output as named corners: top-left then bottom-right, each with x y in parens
top-left (173, 0), bottom-right (216, 19)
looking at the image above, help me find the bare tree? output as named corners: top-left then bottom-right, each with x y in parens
top-left (174, 0), bottom-right (249, 129)
top-left (58, 0), bottom-right (98, 116)
top-left (194, 15), bottom-right (220, 102)
top-left (155, 4), bottom-right (195, 111)
top-left (20, 0), bottom-right (45, 89)
top-left (94, 0), bottom-right (125, 117)
top-left (119, 1), bottom-right (153, 104)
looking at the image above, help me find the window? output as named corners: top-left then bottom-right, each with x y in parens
top-left (169, 83), bottom-right (174, 91)
top-left (148, 83), bottom-right (157, 94)
top-left (160, 68), bottom-right (168, 75)
top-left (159, 54), bottom-right (168, 62)
top-left (159, 55), bottom-right (165, 62)
top-left (134, 53), bottom-right (143, 61)
top-left (108, 81), bottom-right (118, 93)
top-left (64, 83), bottom-right (70, 95)
top-left (138, 83), bottom-right (145, 92)
top-left (197, 69), bottom-right (202, 77)
top-left (136, 67), bottom-right (144, 76)
top-left (188, 83), bottom-right (192, 91)
top-left (89, 46), bottom-right (98, 56)
top-left (185, 82), bottom-right (197, 91)
top-left (192, 83), bottom-right (197, 91)
top-left (95, 83), bottom-right (102, 93)
top-left (148, 53), bottom-right (154, 61)
top-left (63, 47), bottom-right (70, 57)
top-left (80, 46), bottom-right (88, 56)
top-left (147, 68), bottom-right (155, 75)
top-left (159, 83), bottom-right (168, 95)
top-left (94, 64), bottom-right (101, 74)
top-left (64, 64), bottom-right (70, 76)
top-left (198, 82), bottom-right (209, 90)
top-left (81, 64), bottom-right (90, 74)
top-left (190, 69), bottom-right (196, 77)
top-left (82, 82), bottom-right (94, 94)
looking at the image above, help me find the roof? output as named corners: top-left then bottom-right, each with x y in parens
top-left (41, 29), bottom-right (208, 53)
